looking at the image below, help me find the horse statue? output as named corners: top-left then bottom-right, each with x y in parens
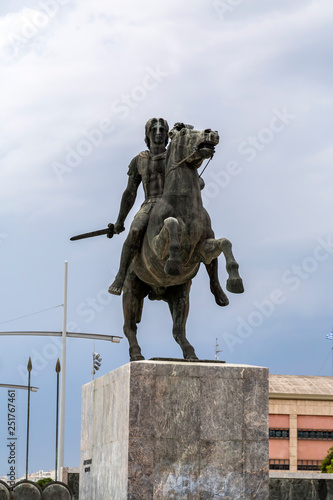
top-left (122, 123), bottom-right (244, 361)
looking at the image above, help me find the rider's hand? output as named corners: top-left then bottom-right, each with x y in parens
top-left (114, 221), bottom-right (125, 234)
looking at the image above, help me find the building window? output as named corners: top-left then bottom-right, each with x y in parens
top-left (269, 428), bottom-right (289, 439)
top-left (297, 429), bottom-right (333, 440)
top-left (297, 460), bottom-right (321, 471)
top-left (269, 459), bottom-right (290, 470)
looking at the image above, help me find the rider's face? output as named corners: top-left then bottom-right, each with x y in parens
top-left (149, 121), bottom-right (167, 146)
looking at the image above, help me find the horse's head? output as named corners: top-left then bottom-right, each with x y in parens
top-left (167, 123), bottom-right (219, 170)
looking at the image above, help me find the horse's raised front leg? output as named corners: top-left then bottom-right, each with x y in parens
top-left (198, 238), bottom-right (244, 294)
top-left (122, 271), bottom-right (149, 361)
top-left (151, 217), bottom-right (182, 276)
top-left (165, 282), bottom-right (198, 360)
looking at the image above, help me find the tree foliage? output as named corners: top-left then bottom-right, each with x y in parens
top-left (36, 477), bottom-right (53, 487)
top-left (320, 446), bottom-right (333, 473)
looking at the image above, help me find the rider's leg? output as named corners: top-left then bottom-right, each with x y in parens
top-left (108, 213), bottom-right (148, 295)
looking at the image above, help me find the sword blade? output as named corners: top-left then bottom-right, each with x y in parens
top-left (70, 224), bottom-right (114, 241)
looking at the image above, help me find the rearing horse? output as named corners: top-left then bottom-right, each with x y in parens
top-left (123, 124), bottom-right (244, 361)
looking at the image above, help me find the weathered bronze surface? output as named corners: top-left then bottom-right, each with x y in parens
top-left (72, 118), bottom-right (244, 361)
top-left (70, 223), bottom-right (114, 241)
top-left (109, 119), bottom-right (244, 361)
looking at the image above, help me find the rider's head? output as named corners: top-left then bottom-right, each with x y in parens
top-left (145, 118), bottom-right (169, 149)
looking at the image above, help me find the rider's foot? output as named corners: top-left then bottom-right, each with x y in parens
top-left (211, 283), bottom-right (229, 306)
top-left (108, 276), bottom-right (124, 295)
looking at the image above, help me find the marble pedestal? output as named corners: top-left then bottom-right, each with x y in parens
top-left (79, 361), bottom-right (269, 499)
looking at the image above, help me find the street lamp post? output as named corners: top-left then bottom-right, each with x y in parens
top-left (0, 261), bottom-right (122, 480)
top-left (0, 384), bottom-right (38, 392)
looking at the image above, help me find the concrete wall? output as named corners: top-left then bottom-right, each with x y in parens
top-left (270, 472), bottom-right (333, 499)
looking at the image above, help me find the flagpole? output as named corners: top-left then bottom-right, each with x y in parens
top-left (55, 359), bottom-right (61, 481)
top-left (58, 261), bottom-right (68, 477)
top-left (26, 357), bottom-right (32, 480)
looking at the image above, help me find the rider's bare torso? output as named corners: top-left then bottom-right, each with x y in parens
top-left (130, 151), bottom-right (166, 202)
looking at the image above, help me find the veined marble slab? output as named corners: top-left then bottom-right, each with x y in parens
top-left (80, 361), bottom-right (269, 499)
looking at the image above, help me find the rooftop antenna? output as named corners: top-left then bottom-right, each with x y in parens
top-left (327, 327), bottom-right (333, 376)
top-left (215, 338), bottom-right (223, 360)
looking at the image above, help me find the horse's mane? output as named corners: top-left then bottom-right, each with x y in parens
top-left (169, 122), bottom-right (194, 135)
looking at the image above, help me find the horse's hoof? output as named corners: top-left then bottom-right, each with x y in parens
top-left (226, 277), bottom-right (244, 294)
top-left (130, 351), bottom-right (145, 361)
top-left (183, 348), bottom-right (198, 360)
top-left (184, 354), bottom-right (199, 361)
top-left (211, 285), bottom-right (229, 306)
top-left (164, 259), bottom-right (182, 276)
top-left (215, 293), bottom-right (229, 307)
top-left (131, 355), bottom-right (145, 361)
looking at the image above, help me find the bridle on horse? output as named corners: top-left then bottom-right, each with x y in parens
top-left (165, 148), bottom-right (214, 180)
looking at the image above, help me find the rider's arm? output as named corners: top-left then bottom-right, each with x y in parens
top-left (114, 175), bottom-right (141, 234)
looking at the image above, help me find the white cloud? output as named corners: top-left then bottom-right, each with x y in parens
top-left (1, 0), bottom-right (333, 475)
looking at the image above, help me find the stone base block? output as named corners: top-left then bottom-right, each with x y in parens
top-left (79, 361), bottom-right (269, 499)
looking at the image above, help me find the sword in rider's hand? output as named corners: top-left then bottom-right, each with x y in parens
top-left (70, 223), bottom-right (115, 241)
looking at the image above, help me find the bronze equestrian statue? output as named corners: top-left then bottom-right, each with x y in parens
top-left (109, 118), bottom-right (228, 308)
top-left (71, 119), bottom-right (244, 361)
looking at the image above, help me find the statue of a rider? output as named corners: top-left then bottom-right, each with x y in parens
top-left (108, 117), bottom-right (229, 306)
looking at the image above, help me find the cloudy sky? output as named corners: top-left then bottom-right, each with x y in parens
top-left (0, 0), bottom-right (333, 479)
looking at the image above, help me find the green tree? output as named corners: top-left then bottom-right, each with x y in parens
top-left (320, 446), bottom-right (333, 473)
top-left (36, 477), bottom-right (53, 487)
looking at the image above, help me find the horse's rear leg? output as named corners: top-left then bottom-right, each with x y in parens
top-left (122, 272), bottom-right (149, 361)
top-left (166, 282), bottom-right (198, 360)
top-left (205, 259), bottom-right (229, 306)
top-left (199, 238), bottom-right (244, 294)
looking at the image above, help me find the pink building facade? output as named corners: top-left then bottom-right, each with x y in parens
top-left (269, 375), bottom-right (333, 472)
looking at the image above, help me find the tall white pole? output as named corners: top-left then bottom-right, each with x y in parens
top-left (92, 342), bottom-right (95, 381)
top-left (58, 261), bottom-right (68, 477)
